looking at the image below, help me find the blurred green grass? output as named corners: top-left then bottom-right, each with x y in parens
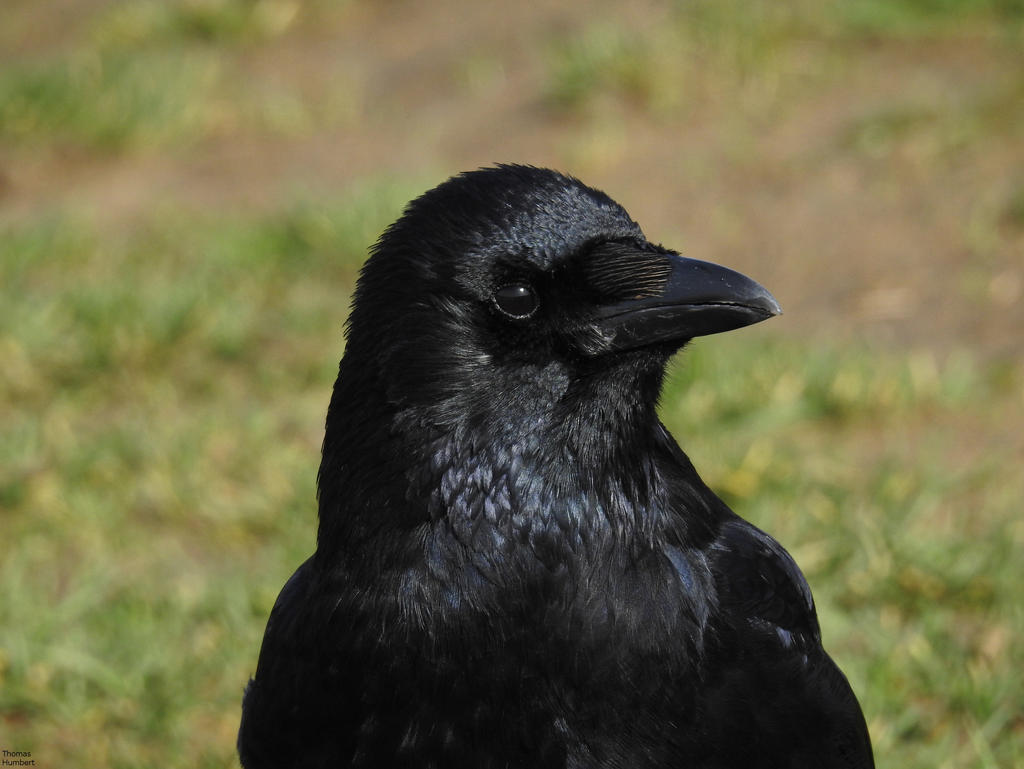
top-left (0, 0), bottom-right (347, 153)
top-left (544, 0), bottom-right (1024, 116)
top-left (2, 0), bottom-right (1023, 767)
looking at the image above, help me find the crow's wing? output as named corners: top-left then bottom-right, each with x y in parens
top-left (239, 557), bottom-right (354, 769)
top-left (701, 518), bottom-right (875, 769)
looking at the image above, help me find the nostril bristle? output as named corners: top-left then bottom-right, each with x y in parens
top-left (582, 241), bottom-right (673, 302)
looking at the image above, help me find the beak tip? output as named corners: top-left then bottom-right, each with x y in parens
top-left (744, 285), bottom-right (781, 321)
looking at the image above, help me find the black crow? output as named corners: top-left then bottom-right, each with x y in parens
top-left (238, 165), bottom-right (873, 768)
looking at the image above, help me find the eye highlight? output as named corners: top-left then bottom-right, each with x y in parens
top-left (493, 283), bottom-right (539, 319)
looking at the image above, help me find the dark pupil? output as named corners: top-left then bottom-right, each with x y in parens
top-left (495, 284), bottom-right (537, 318)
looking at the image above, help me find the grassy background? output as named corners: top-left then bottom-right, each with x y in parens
top-left (1, 1), bottom-right (1022, 767)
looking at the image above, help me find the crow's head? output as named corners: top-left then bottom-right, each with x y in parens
top-left (341, 165), bottom-right (778, 431)
top-left (319, 166), bottom-right (779, 547)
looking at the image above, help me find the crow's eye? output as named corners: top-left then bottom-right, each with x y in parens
top-left (493, 283), bottom-right (539, 319)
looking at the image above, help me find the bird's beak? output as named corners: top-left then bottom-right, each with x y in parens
top-left (590, 252), bottom-right (781, 353)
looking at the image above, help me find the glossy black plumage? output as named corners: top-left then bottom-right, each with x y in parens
top-left (238, 165), bottom-right (873, 768)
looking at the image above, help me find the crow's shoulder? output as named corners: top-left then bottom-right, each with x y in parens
top-left (708, 517), bottom-right (821, 646)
